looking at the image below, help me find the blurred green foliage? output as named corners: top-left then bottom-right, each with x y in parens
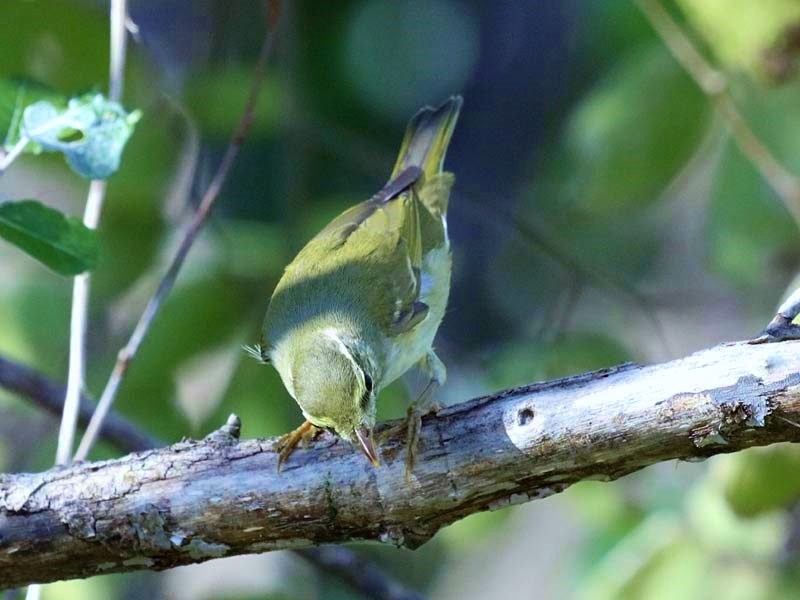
top-left (2, 1), bottom-right (800, 599)
top-left (677, 0), bottom-right (800, 81)
top-left (563, 43), bottom-right (708, 212)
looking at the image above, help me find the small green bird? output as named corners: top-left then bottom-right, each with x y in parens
top-left (258, 96), bottom-right (462, 469)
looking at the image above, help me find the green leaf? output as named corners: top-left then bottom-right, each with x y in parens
top-left (0, 199), bottom-right (99, 275)
top-left (22, 93), bottom-right (141, 179)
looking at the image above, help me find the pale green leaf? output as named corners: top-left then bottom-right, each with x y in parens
top-left (22, 93), bottom-right (141, 179)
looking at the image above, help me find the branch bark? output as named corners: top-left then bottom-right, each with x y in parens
top-left (3, 339), bottom-right (800, 588)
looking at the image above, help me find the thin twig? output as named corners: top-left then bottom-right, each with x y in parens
top-left (0, 136), bottom-right (29, 175)
top-left (297, 547), bottom-right (425, 600)
top-left (634, 0), bottom-right (800, 227)
top-left (56, 180), bottom-right (107, 465)
top-left (57, 257), bottom-right (94, 455)
top-left (0, 354), bottom-right (157, 452)
top-left (108, 0), bottom-right (128, 104)
top-left (73, 21), bottom-right (277, 461)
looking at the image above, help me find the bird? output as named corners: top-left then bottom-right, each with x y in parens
top-left (254, 96), bottom-right (462, 471)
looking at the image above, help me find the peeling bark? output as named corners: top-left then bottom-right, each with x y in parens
top-left (2, 340), bottom-right (800, 588)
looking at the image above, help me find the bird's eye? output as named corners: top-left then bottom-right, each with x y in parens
top-left (363, 373), bottom-right (373, 393)
top-left (360, 373), bottom-right (373, 409)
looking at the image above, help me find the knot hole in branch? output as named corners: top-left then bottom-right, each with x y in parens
top-left (517, 406), bottom-right (535, 426)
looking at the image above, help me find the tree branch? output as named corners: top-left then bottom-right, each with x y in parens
top-left (3, 339), bottom-right (800, 588)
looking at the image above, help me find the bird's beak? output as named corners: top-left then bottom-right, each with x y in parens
top-left (354, 427), bottom-right (380, 467)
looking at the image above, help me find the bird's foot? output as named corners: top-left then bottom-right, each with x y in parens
top-left (400, 351), bottom-right (446, 480)
top-left (377, 351), bottom-right (446, 479)
top-left (274, 420), bottom-right (321, 471)
top-left (382, 392), bottom-right (442, 482)
top-left (404, 402), bottom-right (442, 483)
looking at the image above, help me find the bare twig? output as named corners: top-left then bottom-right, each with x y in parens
top-left (634, 0), bottom-right (800, 227)
top-left (56, 181), bottom-right (106, 466)
top-left (73, 17), bottom-right (278, 462)
top-left (108, 0), bottom-right (128, 105)
top-left (0, 136), bottom-right (29, 175)
top-left (297, 547), bottom-right (425, 600)
top-left (3, 339), bottom-right (800, 587)
top-left (0, 354), bottom-right (157, 453)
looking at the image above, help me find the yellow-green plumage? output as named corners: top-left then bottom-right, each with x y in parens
top-left (260, 96), bottom-right (462, 465)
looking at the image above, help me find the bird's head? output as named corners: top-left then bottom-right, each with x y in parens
top-left (291, 330), bottom-right (379, 465)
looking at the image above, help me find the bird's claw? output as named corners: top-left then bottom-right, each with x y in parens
top-left (403, 399), bottom-right (444, 482)
top-left (375, 389), bottom-right (443, 482)
top-left (274, 420), bottom-right (321, 471)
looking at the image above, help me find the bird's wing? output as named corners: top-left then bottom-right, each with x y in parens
top-left (308, 167), bottom-right (429, 335)
top-left (313, 167), bottom-right (422, 246)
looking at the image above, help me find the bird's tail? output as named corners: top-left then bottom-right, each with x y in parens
top-left (391, 95), bottom-right (462, 181)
